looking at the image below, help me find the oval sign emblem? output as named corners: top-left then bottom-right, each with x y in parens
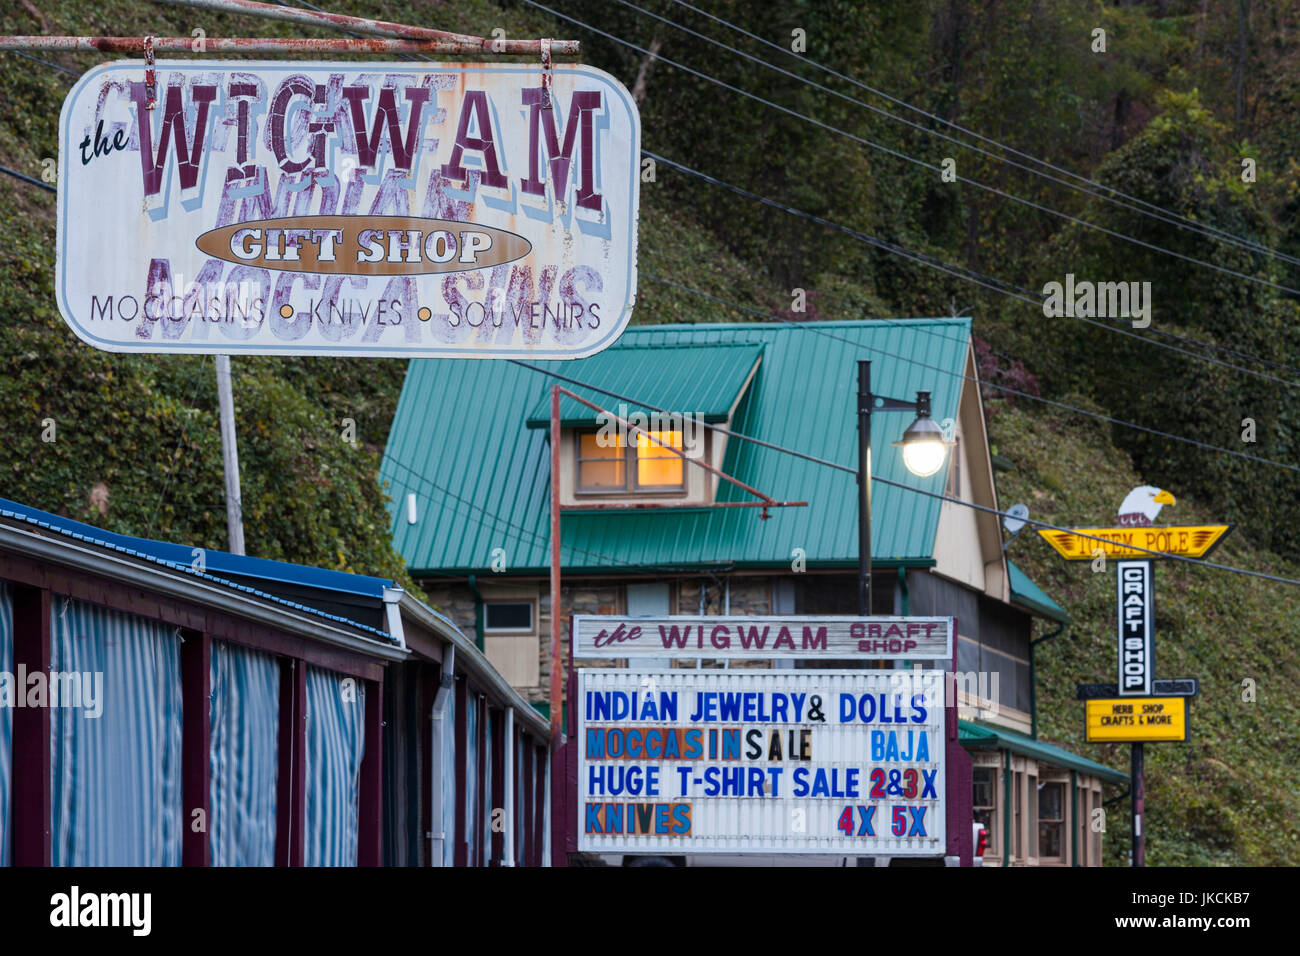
top-left (195, 215), bottom-right (531, 276)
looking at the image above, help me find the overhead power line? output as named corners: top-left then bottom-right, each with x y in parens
top-left (636, 266), bottom-right (1300, 474)
top-left (7, 0), bottom-right (1293, 382)
top-left (524, 0), bottom-right (1300, 301)
top-left (503, 358), bottom-right (1300, 586)
top-left (665, 0), bottom-right (1300, 271)
top-left (643, 149), bottom-right (1300, 391)
top-left (0, 164), bottom-right (56, 193)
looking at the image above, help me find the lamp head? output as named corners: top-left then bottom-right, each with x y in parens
top-left (893, 391), bottom-right (952, 478)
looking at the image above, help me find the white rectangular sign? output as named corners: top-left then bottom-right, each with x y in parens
top-left (578, 669), bottom-right (947, 855)
top-left (573, 614), bottom-right (954, 661)
top-left (1116, 559), bottom-right (1155, 696)
top-left (56, 61), bottom-right (639, 358)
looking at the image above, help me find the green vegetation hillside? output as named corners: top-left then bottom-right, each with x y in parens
top-left (2, 0), bottom-right (1297, 863)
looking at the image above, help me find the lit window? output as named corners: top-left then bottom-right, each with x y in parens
top-left (577, 433), bottom-right (625, 491)
top-left (636, 430), bottom-right (684, 488)
top-left (576, 429), bottom-right (686, 494)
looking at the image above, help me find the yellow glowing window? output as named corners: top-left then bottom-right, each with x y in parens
top-left (577, 432), bottom-right (626, 490)
top-left (635, 430), bottom-right (684, 488)
top-left (575, 428), bottom-right (686, 494)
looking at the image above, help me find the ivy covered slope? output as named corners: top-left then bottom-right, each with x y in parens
top-left (0, 0), bottom-right (768, 584)
top-left (0, 0), bottom-right (563, 587)
top-left (3, 0), bottom-right (1300, 866)
top-left (991, 393), bottom-right (1300, 866)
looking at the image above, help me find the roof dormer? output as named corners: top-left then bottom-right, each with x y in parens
top-left (523, 342), bottom-right (763, 510)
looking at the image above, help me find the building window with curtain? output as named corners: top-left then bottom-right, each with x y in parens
top-left (303, 665), bottom-right (366, 866)
top-left (209, 641), bottom-right (279, 867)
top-left (50, 598), bottom-right (184, 866)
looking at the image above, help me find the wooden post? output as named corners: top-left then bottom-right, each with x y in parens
top-left (11, 585), bottom-right (51, 866)
top-left (357, 676), bottom-right (383, 865)
top-left (180, 628), bottom-right (211, 866)
top-left (275, 658), bottom-right (306, 866)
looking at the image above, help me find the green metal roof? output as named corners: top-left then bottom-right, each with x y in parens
top-left (382, 319), bottom-right (971, 575)
top-left (1008, 559), bottom-right (1070, 623)
top-left (523, 342), bottom-right (763, 428)
top-left (959, 720), bottom-right (1127, 783)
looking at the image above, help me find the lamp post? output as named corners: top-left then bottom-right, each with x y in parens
top-left (857, 360), bottom-right (952, 615)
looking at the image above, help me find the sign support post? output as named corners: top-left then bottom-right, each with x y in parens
top-left (858, 361), bottom-right (872, 615)
top-left (549, 385), bottom-right (564, 867)
top-left (1044, 496), bottom-right (1220, 869)
top-left (215, 354), bottom-right (245, 555)
top-left (1132, 741), bottom-right (1145, 867)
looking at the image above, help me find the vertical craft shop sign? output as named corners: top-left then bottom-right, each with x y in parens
top-left (56, 60), bottom-right (640, 358)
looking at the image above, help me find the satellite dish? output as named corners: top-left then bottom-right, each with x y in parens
top-left (1003, 503), bottom-right (1029, 535)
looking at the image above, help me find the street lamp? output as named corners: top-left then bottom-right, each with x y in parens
top-left (858, 360), bottom-right (953, 615)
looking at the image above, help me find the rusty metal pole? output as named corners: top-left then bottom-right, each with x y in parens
top-left (549, 384), bottom-right (565, 866)
top-left (0, 35), bottom-right (575, 55)
top-left (150, 0), bottom-right (581, 55)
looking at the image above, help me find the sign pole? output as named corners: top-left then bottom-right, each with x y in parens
top-left (858, 360), bottom-right (872, 615)
top-left (215, 354), bottom-right (245, 555)
top-left (1132, 742), bottom-right (1145, 866)
top-left (549, 384), bottom-right (565, 866)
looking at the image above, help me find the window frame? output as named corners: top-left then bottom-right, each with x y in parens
top-left (574, 428), bottom-right (690, 497)
top-left (945, 434), bottom-right (962, 499)
top-left (972, 765), bottom-right (998, 858)
top-left (482, 600), bottom-right (536, 635)
top-left (1036, 780), bottom-right (1066, 863)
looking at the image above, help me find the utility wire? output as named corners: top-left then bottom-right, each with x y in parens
top-left (645, 149), bottom-right (1300, 392)
top-left (3, 49), bottom-right (82, 78)
top-left (638, 267), bottom-right (1300, 474)
top-left (505, 357), bottom-right (1300, 586)
top-left (617, 0), bottom-right (1300, 268)
top-left (0, 164), bottom-right (56, 193)
top-left (8, 2), bottom-right (1292, 380)
top-left (1, 132), bottom-right (1290, 471)
top-left (381, 446), bottom-right (737, 575)
top-left (666, 0), bottom-right (1300, 270)
top-left (524, 0), bottom-right (1300, 301)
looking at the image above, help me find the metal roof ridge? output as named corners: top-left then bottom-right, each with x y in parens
top-left (0, 497), bottom-right (395, 597)
top-left (616, 317), bottom-right (973, 331)
top-left (0, 507), bottom-right (398, 645)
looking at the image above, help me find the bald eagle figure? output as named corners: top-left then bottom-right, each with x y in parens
top-left (1118, 486), bottom-right (1175, 527)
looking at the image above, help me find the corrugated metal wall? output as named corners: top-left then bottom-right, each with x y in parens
top-left (441, 690), bottom-right (456, 866)
top-left (466, 694), bottom-right (479, 865)
top-left (209, 640), bottom-right (279, 866)
top-left (50, 597), bottom-right (184, 865)
top-left (304, 665), bottom-right (366, 866)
